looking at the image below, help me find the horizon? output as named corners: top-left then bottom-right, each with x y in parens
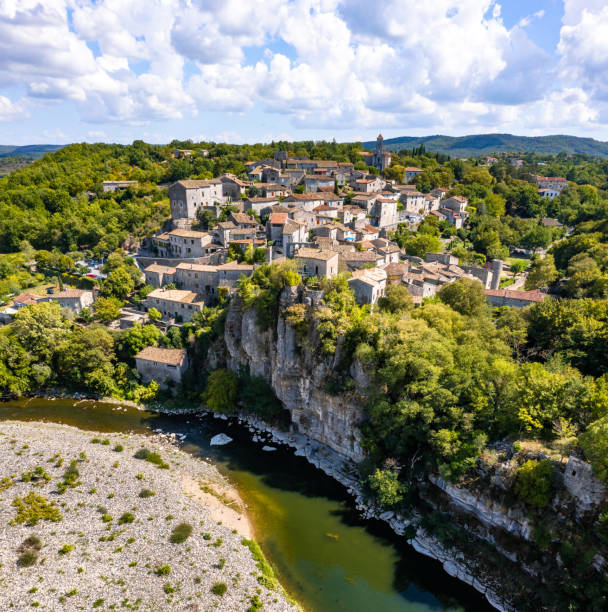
top-left (1, 2), bottom-right (607, 145)
top-left (4, 131), bottom-right (608, 148)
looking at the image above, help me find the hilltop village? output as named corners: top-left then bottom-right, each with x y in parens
top-left (140, 135), bottom-right (553, 322)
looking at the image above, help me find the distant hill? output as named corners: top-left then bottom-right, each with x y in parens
top-left (361, 134), bottom-right (608, 158)
top-left (0, 144), bottom-right (64, 159)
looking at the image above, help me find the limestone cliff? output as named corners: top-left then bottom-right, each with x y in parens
top-left (219, 287), bottom-right (366, 461)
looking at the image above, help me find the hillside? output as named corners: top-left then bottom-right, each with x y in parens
top-left (362, 133), bottom-right (608, 157)
top-left (0, 144), bottom-right (64, 159)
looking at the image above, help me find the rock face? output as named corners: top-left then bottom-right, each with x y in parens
top-left (564, 455), bottom-right (607, 515)
top-left (221, 289), bottom-right (366, 461)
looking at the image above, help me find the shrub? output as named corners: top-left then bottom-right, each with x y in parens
top-left (59, 544), bottom-right (74, 555)
top-left (169, 522), bottom-right (193, 544)
top-left (21, 466), bottom-right (51, 484)
top-left (202, 369), bottom-right (238, 414)
top-left (12, 492), bottom-right (62, 525)
top-left (17, 551), bottom-right (38, 567)
top-left (211, 582), bottom-right (227, 596)
top-left (118, 512), bottom-right (135, 525)
top-left (57, 460), bottom-right (80, 493)
top-left (163, 583), bottom-right (176, 594)
top-left (113, 444), bottom-right (124, 452)
top-left (20, 536), bottom-right (42, 551)
top-left (514, 459), bottom-right (554, 509)
top-left (241, 538), bottom-right (277, 589)
top-left (155, 564), bottom-right (171, 576)
top-left (139, 489), bottom-right (155, 498)
top-left (133, 448), bottom-right (169, 469)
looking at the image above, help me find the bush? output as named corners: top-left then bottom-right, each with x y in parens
top-left (169, 522), bottom-right (193, 544)
top-left (579, 416), bottom-right (608, 482)
top-left (133, 448), bottom-right (169, 469)
top-left (211, 582), bottom-right (227, 596)
top-left (12, 492), bottom-right (62, 525)
top-left (155, 564), bottom-right (171, 576)
top-left (113, 444), bottom-right (124, 452)
top-left (514, 459), bottom-right (554, 509)
top-left (139, 488), bottom-right (155, 498)
top-left (59, 544), bottom-right (74, 555)
top-left (367, 468), bottom-right (407, 509)
top-left (202, 369), bottom-right (238, 414)
top-left (17, 551), bottom-right (38, 567)
top-left (118, 512), bottom-right (135, 525)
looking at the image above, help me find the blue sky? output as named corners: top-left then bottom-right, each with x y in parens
top-left (0, 0), bottom-right (607, 145)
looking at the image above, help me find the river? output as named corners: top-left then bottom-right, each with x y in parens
top-left (0, 397), bottom-right (493, 612)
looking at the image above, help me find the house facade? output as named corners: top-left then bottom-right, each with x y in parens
top-left (135, 347), bottom-right (189, 387)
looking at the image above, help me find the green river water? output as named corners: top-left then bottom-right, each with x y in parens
top-left (0, 397), bottom-right (493, 612)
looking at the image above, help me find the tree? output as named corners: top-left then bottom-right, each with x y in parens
top-left (485, 193), bottom-right (506, 217)
top-left (438, 278), bottom-right (487, 316)
top-left (514, 459), bottom-right (554, 509)
top-left (579, 416), bottom-right (608, 482)
top-left (521, 225), bottom-right (553, 252)
top-left (148, 307), bottom-right (162, 322)
top-left (525, 254), bottom-right (558, 290)
top-left (510, 260), bottom-right (527, 276)
top-left (404, 234), bottom-right (441, 258)
top-left (122, 323), bottom-right (161, 356)
top-left (12, 302), bottom-right (69, 359)
top-left (368, 468), bottom-right (407, 508)
top-left (94, 296), bottom-right (123, 322)
top-left (202, 369), bottom-right (238, 413)
top-left (101, 267), bottom-right (135, 300)
top-left (378, 285), bottom-right (413, 314)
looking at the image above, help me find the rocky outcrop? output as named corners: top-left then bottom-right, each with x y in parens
top-left (564, 455), bottom-right (606, 516)
top-left (220, 288), bottom-right (366, 461)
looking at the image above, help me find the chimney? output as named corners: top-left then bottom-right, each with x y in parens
top-left (491, 259), bottom-right (503, 290)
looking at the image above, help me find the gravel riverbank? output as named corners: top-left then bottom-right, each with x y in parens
top-left (0, 421), bottom-right (296, 612)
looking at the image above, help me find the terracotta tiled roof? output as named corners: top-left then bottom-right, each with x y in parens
top-left (135, 347), bottom-right (187, 366)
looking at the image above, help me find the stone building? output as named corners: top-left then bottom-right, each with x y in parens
top-left (144, 288), bottom-right (204, 322)
top-left (40, 289), bottom-right (94, 313)
top-left (348, 268), bottom-right (387, 305)
top-left (169, 179), bottom-right (224, 220)
top-left (144, 264), bottom-right (177, 287)
top-left (359, 134), bottom-right (392, 172)
top-left (135, 346), bottom-right (189, 387)
top-left (295, 248), bottom-right (339, 278)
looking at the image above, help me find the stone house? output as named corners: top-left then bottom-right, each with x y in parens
top-left (348, 268), bottom-right (387, 305)
top-left (266, 213), bottom-right (288, 243)
top-left (219, 173), bottom-right (251, 199)
top-left (144, 288), bottom-right (204, 322)
top-left (214, 221), bottom-right (237, 246)
top-left (168, 229), bottom-right (214, 258)
top-left (342, 250), bottom-right (383, 270)
top-left (355, 225), bottom-right (381, 241)
top-left (484, 288), bottom-right (546, 308)
top-left (295, 248), bottom-right (339, 278)
top-left (135, 347), bottom-right (189, 387)
top-left (169, 179), bottom-right (224, 220)
top-left (351, 177), bottom-right (384, 193)
top-left (535, 176), bottom-right (568, 192)
top-left (244, 197), bottom-right (279, 216)
top-left (401, 191), bottom-right (426, 214)
top-left (350, 193), bottom-right (378, 212)
top-left (304, 175), bottom-right (335, 192)
top-left (228, 212), bottom-right (259, 229)
top-left (405, 167), bottom-right (424, 183)
top-left (283, 193), bottom-right (325, 212)
top-left (12, 292), bottom-right (43, 309)
top-left (144, 264), bottom-right (177, 287)
top-left (258, 183), bottom-right (291, 198)
top-left (281, 220), bottom-right (308, 253)
top-left (370, 198), bottom-right (398, 230)
top-left (40, 289), bottom-right (94, 313)
top-left (102, 180), bottom-right (138, 193)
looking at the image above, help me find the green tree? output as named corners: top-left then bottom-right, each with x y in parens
top-left (513, 459), bottom-right (554, 509)
top-left (579, 416), bottom-right (608, 482)
top-left (525, 254), bottom-right (558, 290)
top-left (122, 323), bottom-right (161, 356)
top-left (368, 468), bottom-right (406, 508)
top-left (404, 234), bottom-right (441, 258)
top-left (438, 278), bottom-right (487, 316)
top-left (202, 369), bottom-right (238, 413)
top-left (12, 302), bottom-right (69, 359)
top-left (378, 285), bottom-right (413, 314)
top-left (94, 296), bottom-right (123, 322)
top-left (148, 307), bottom-right (162, 322)
top-left (101, 267), bottom-right (135, 300)
top-left (510, 260), bottom-right (527, 276)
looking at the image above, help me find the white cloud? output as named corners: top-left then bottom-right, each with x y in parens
top-left (0, 0), bottom-right (605, 137)
top-left (0, 95), bottom-right (28, 121)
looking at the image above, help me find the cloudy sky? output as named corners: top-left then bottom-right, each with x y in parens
top-left (0, 0), bottom-right (607, 145)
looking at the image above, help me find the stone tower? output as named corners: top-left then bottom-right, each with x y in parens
top-left (491, 259), bottom-right (504, 290)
